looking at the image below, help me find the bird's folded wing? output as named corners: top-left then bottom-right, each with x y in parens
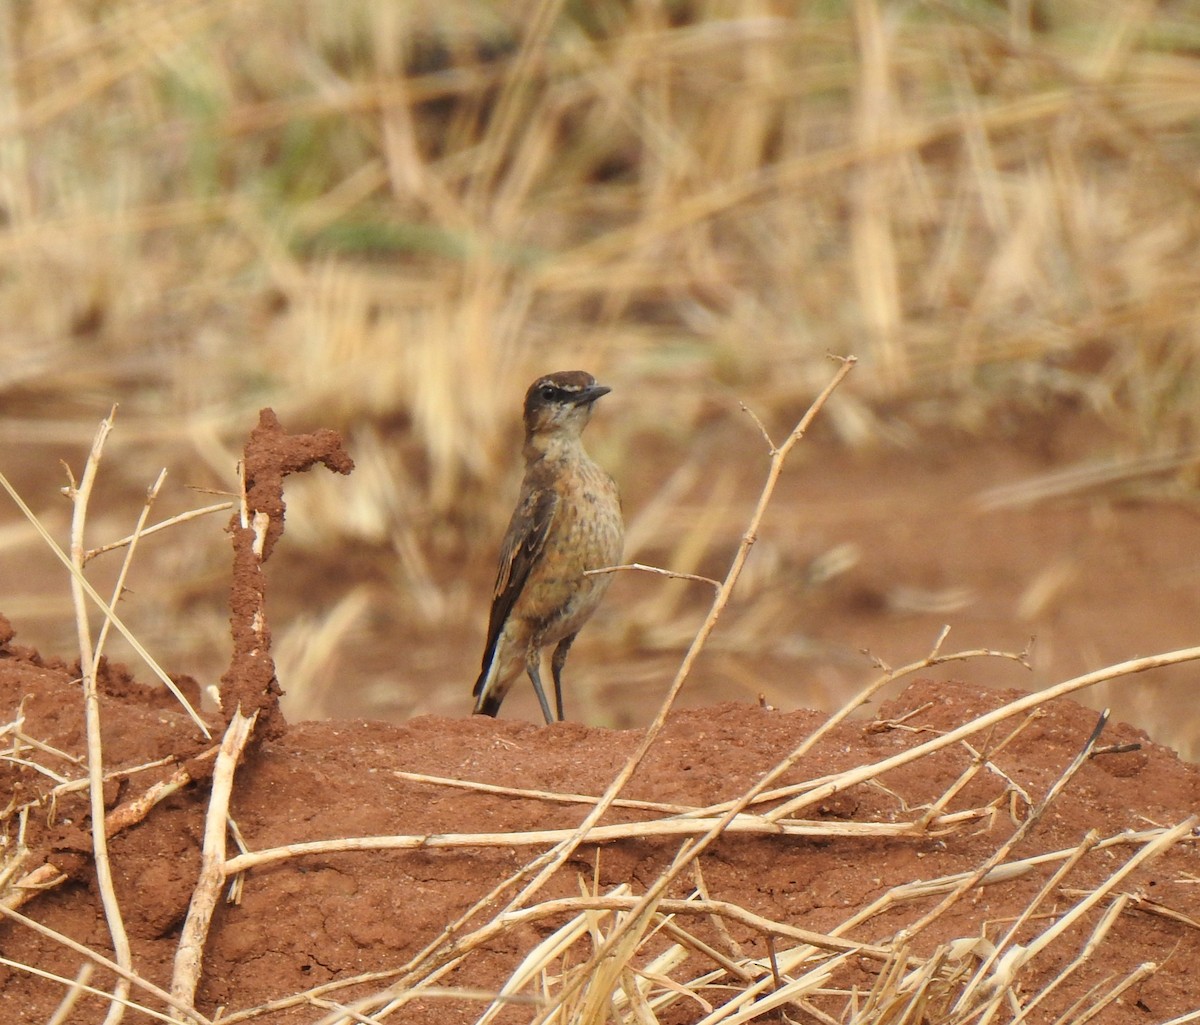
top-left (477, 486), bottom-right (558, 682)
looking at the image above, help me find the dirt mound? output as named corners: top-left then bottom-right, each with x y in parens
top-left (1, 620), bottom-right (1197, 1024)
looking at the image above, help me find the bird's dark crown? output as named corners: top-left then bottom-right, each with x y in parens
top-left (523, 370), bottom-right (610, 428)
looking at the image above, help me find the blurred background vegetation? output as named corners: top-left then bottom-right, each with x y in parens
top-left (2, 1), bottom-right (1199, 744)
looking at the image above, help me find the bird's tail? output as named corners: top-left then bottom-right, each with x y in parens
top-left (472, 664), bottom-right (502, 717)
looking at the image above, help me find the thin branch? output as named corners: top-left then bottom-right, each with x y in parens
top-left (739, 402), bottom-right (777, 454)
top-left (171, 709), bottom-right (258, 1018)
top-left (222, 807), bottom-right (984, 876)
top-left (583, 563), bottom-right (721, 590)
top-left (92, 468), bottom-right (167, 671)
top-left (84, 501), bottom-right (234, 563)
top-left (66, 406), bottom-right (132, 1025)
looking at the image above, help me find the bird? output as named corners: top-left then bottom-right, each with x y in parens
top-left (473, 370), bottom-right (624, 724)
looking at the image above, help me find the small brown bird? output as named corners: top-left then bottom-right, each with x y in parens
top-left (473, 370), bottom-right (624, 723)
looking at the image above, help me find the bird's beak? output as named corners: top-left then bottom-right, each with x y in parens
top-left (571, 384), bottom-right (611, 406)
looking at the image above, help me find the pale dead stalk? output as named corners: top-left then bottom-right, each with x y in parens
top-left (584, 562), bottom-right (721, 591)
top-left (170, 708), bottom-right (258, 1018)
top-left (66, 406), bottom-right (132, 1025)
top-left (91, 468), bottom-right (168, 664)
top-left (221, 806), bottom-right (983, 876)
top-left (84, 501), bottom-right (234, 563)
top-left (389, 769), bottom-right (698, 814)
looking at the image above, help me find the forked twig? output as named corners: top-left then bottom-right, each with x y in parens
top-left (65, 407), bottom-right (132, 1025)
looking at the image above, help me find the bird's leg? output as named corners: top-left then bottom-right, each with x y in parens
top-left (525, 652), bottom-right (555, 725)
top-left (550, 633), bottom-right (577, 722)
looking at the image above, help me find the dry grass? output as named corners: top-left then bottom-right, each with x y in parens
top-left (3, 354), bottom-right (1199, 1024)
top-left (3, 1), bottom-right (1200, 723)
top-left (3, 7), bottom-right (1200, 1013)
top-left (5, 0), bottom-right (1200, 467)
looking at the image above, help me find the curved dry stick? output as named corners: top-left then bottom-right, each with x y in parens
top-left (66, 407), bottom-right (132, 1025)
top-left (84, 501), bottom-right (234, 563)
top-left (584, 563), bottom-right (721, 590)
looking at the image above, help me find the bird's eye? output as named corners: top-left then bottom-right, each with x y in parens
top-left (539, 384), bottom-right (558, 401)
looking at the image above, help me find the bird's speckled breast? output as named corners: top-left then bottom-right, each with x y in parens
top-left (524, 455), bottom-right (622, 642)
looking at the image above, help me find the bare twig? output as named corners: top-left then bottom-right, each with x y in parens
top-left (584, 562), bottom-right (721, 590)
top-left (104, 748), bottom-right (218, 835)
top-left (221, 806), bottom-right (983, 876)
top-left (170, 709), bottom-right (258, 1018)
top-left (84, 501), bottom-right (234, 563)
top-left (66, 407), bottom-right (132, 1025)
top-left (91, 468), bottom-right (167, 671)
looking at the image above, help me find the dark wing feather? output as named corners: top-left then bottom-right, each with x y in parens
top-left (474, 485), bottom-right (558, 695)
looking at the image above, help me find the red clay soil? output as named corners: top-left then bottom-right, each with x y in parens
top-left (1, 616), bottom-right (1198, 1024)
top-left (3, 412), bottom-right (1198, 1024)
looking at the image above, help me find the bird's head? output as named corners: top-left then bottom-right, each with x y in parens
top-left (522, 371), bottom-right (611, 443)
